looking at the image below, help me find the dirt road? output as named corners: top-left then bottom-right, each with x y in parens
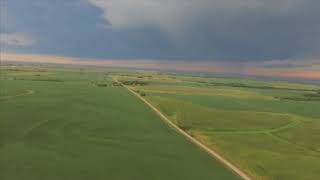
top-left (122, 84), bottom-right (252, 180)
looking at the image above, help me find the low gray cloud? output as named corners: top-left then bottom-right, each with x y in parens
top-left (87, 0), bottom-right (303, 29)
top-left (0, 33), bottom-right (35, 46)
top-left (258, 59), bottom-right (320, 70)
top-left (1, 0), bottom-right (319, 62)
top-left (87, 0), bottom-right (320, 61)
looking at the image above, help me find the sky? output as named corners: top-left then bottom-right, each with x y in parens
top-left (1, 0), bottom-right (320, 79)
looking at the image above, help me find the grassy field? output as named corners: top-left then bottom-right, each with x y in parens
top-left (0, 66), bottom-right (239, 180)
top-left (117, 72), bottom-right (320, 180)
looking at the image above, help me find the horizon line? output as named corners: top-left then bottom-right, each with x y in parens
top-left (1, 52), bottom-right (320, 80)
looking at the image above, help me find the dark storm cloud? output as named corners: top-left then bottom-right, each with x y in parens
top-left (178, 3), bottom-right (320, 61)
top-left (1, 0), bottom-right (320, 62)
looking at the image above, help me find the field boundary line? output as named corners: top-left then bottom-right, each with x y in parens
top-left (118, 82), bottom-right (252, 180)
top-left (23, 118), bottom-right (51, 138)
top-left (0, 90), bottom-right (35, 101)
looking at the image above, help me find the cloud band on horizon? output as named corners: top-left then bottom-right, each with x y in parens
top-left (2, 53), bottom-right (319, 80)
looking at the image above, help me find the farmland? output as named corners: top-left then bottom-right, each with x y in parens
top-left (1, 64), bottom-right (320, 180)
top-left (0, 65), bottom-right (239, 180)
top-left (116, 72), bottom-right (320, 180)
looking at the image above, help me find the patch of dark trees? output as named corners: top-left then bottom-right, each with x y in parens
top-left (197, 81), bottom-right (317, 92)
top-left (178, 125), bottom-right (194, 136)
top-left (120, 80), bottom-right (149, 86)
top-left (277, 91), bottom-right (320, 101)
top-left (7, 68), bottom-right (48, 72)
top-left (134, 90), bottom-right (146, 96)
top-left (13, 78), bottom-right (63, 82)
top-left (94, 81), bottom-right (122, 87)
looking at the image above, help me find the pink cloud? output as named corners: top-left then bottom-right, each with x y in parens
top-left (1, 52), bottom-right (225, 73)
top-left (243, 67), bottom-right (320, 80)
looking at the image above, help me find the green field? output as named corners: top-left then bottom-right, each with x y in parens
top-left (117, 72), bottom-right (320, 180)
top-left (0, 66), bottom-right (239, 180)
top-left (2, 65), bottom-right (320, 180)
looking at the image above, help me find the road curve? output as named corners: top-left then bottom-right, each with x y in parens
top-left (121, 84), bottom-right (252, 180)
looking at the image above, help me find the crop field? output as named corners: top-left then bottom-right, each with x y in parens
top-left (0, 66), bottom-right (239, 180)
top-left (116, 72), bottom-right (320, 180)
